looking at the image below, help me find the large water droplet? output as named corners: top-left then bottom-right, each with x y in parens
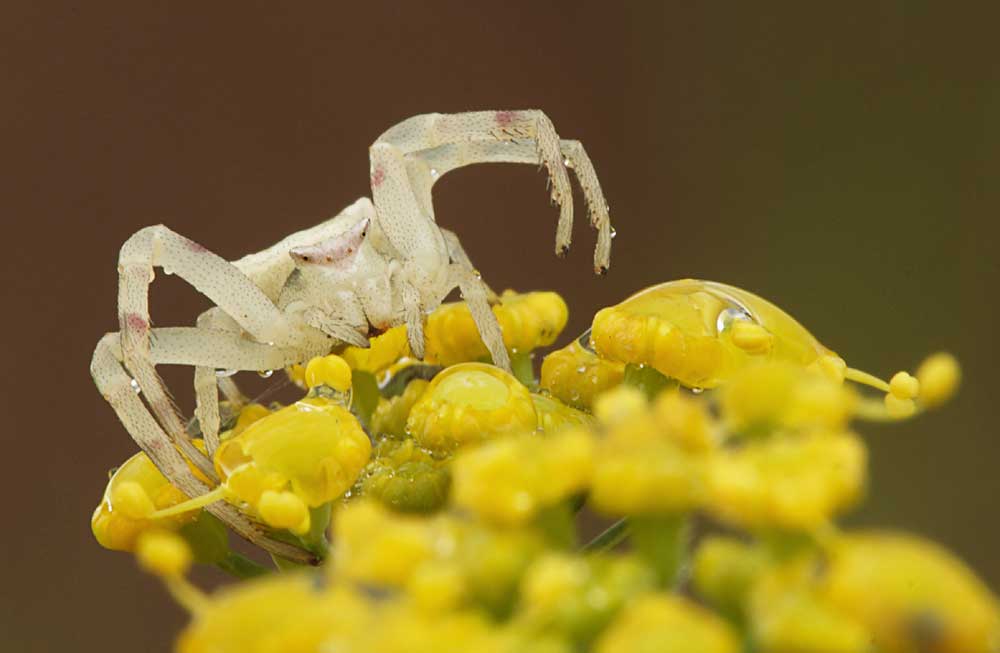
top-left (576, 328), bottom-right (596, 353)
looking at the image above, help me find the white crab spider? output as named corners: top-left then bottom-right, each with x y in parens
top-left (90, 110), bottom-right (613, 562)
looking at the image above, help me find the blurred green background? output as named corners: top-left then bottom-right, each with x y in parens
top-left (3, 2), bottom-right (997, 651)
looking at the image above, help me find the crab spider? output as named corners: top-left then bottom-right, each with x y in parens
top-left (90, 110), bottom-right (613, 562)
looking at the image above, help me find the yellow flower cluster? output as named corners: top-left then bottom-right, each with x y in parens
top-left (90, 282), bottom-right (989, 653)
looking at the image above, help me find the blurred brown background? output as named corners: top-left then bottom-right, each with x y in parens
top-left (3, 2), bottom-right (998, 650)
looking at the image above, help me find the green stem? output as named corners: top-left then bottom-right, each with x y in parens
top-left (216, 552), bottom-right (270, 579)
top-left (623, 364), bottom-right (677, 400)
top-left (581, 518), bottom-right (630, 553)
top-left (533, 502), bottom-right (577, 550)
top-left (631, 513), bottom-right (690, 588)
top-left (510, 352), bottom-right (536, 388)
top-left (350, 371), bottom-right (380, 429)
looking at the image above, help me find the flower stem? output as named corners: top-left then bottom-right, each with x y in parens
top-left (581, 517), bottom-right (630, 553)
top-left (630, 513), bottom-right (690, 588)
top-left (216, 552), bottom-right (270, 579)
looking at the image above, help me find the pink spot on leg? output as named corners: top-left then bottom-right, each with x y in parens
top-left (125, 313), bottom-right (148, 332)
top-left (370, 165), bottom-right (385, 188)
top-left (495, 110), bottom-right (516, 127)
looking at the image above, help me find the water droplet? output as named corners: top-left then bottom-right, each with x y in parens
top-left (691, 387), bottom-right (704, 394)
top-left (576, 328), bottom-right (595, 353)
top-left (562, 157), bottom-right (572, 167)
top-left (430, 168), bottom-right (439, 179)
top-left (609, 226), bottom-right (617, 239)
top-left (216, 369), bottom-right (238, 378)
top-left (257, 369), bottom-right (274, 379)
top-left (576, 365), bottom-right (587, 374)
top-left (716, 307), bottom-right (753, 334)
top-left (130, 378), bottom-right (141, 394)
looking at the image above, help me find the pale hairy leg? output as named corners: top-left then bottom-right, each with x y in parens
top-left (440, 228), bottom-right (499, 303)
top-left (90, 336), bottom-right (315, 563)
top-left (116, 225), bottom-right (297, 477)
top-left (419, 140), bottom-right (613, 272)
top-left (374, 110), bottom-right (575, 257)
top-left (448, 264), bottom-right (512, 372)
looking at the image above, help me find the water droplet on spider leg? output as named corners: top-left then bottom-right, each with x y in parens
top-left (130, 378), bottom-right (142, 394)
top-left (562, 157), bottom-right (572, 167)
top-left (257, 370), bottom-right (274, 379)
top-left (215, 369), bottom-right (238, 378)
top-left (430, 168), bottom-right (439, 179)
top-left (609, 226), bottom-right (617, 239)
top-left (716, 307), bottom-right (753, 334)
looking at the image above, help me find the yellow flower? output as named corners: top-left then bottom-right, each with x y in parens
top-left (720, 361), bottom-right (856, 433)
top-left (176, 574), bottom-right (371, 653)
top-left (452, 430), bottom-right (594, 526)
top-left (213, 396), bottom-right (371, 534)
top-left (692, 536), bottom-right (769, 616)
top-left (517, 554), bottom-right (655, 647)
top-left (540, 337), bottom-right (624, 410)
top-left (594, 593), bottom-right (741, 653)
top-left (916, 351), bottom-right (961, 408)
top-left (331, 499), bottom-right (452, 588)
top-left (425, 290), bottom-right (568, 366)
top-left (371, 378), bottom-right (430, 439)
top-left (341, 325), bottom-right (411, 373)
top-left (820, 531), bottom-right (1000, 653)
top-left (136, 530), bottom-right (193, 578)
top-left (531, 393), bottom-right (596, 434)
top-left (357, 436), bottom-right (450, 513)
top-left (591, 280), bottom-right (834, 389)
top-left (588, 389), bottom-right (708, 516)
top-left (364, 603), bottom-right (502, 653)
top-left (406, 363), bottom-right (538, 452)
top-left (92, 450), bottom-right (200, 552)
top-left (749, 556), bottom-right (874, 653)
top-left (707, 431), bottom-right (866, 531)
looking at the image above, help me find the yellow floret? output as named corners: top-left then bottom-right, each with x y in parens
top-left (304, 354), bottom-right (352, 392)
top-left (591, 280), bottom-right (832, 389)
top-left (92, 450), bottom-right (199, 552)
top-left (136, 530), bottom-right (193, 578)
top-left (594, 593), bottom-right (741, 653)
top-left (176, 574), bottom-right (371, 653)
top-left (707, 431), bottom-right (867, 531)
top-left (371, 378), bottom-right (430, 438)
top-left (452, 430), bottom-right (594, 526)
top-left (651, 390), bottom-right (720, 453)
top-left (340, 325), bottom-right (411, 373)
top-left (589, 401), bottom-right (707, 516)
top-left (692, 536), bottom-right (768, 615)
top-left (332, 500), bottom-right (451, 588)
top-left (820, 531), bottom-right (1000, 653)
top-left (720, 362), bottom-right (856, 433)
top-left (540, 338), bottom-right (625, 410)
top-left (916, 351), bottom-right (961, 408)
top-left (213, 397), bottom-right (370, 526)
top-left (406, 363), bottom-right (538, 451)
top-left (424, 290), bottom-right (569, 366)
top-left (257, 490), bottom-right (310, 534)
top-left (531, 392), bottom-right (595, 434)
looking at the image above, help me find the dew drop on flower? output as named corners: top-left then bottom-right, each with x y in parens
top-left (716, 307), bottom-right (753, 334)
top-left (577, 365), bottom-right (587, 374)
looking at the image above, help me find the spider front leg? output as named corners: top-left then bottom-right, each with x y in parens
top-left (115, 225), bottom-right (296, 473)
top-left (448, 263), bottom-right (512, 372)
top-left (91, 332), bottom-right (315, 563)
top-left (376, 110), bottom-right (603, 263)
